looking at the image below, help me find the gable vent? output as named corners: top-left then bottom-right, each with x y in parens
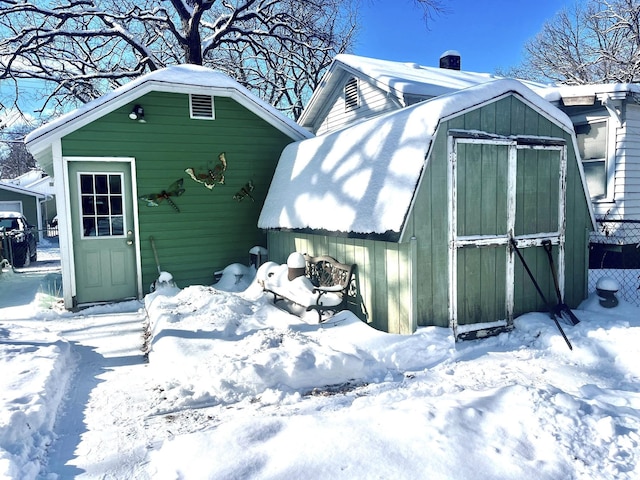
top-left (344, 77), bottom-right (359, 111)
top-left (190, 94), bottom-right (215, 119)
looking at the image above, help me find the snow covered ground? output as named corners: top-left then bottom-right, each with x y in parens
top-left (1, 244), bottom-right (639, 479)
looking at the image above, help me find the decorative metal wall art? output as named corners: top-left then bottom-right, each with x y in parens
top-left (233, 180), bottom-right (255, 202)
top-left (139, 178), bottom-right (185, 212)
top-left (185, 152), bottom-right (227, 189)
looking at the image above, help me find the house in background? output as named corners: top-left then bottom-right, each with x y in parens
top-left (25, 64), bottom-right (310, 309)
top-left (0, 181), bottom-right (45, 236)
top-left (540, 84), bottom-right (640, 219)
top-left (539, 84), bottom-right (640, 271)
top-left (300, 53), bottom-right (640, 301)
top-left (3, 169), bottom-right (56, 239)
top-left (259, 79), bottom-right (595, 337)
top-left (298, 52), bottom-right (547, 135)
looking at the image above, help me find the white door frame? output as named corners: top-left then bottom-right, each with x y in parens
top-left (447, 133), bottom-right (567, 338)
top-left (60, 156), bottom-right (142, 307)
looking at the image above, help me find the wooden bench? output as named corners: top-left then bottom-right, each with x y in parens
top-left (264, 254), bottom-right (355, 322)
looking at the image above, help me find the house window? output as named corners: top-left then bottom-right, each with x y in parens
top-left (575, 121), bottom-right (607, 199)
top-left (344, 77), bottom-right (359, 111)
top-left (190, 94), bottom-right (215, 119)
top-left (79, 173), bottom-right (125, 237)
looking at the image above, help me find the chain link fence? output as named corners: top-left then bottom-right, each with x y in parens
top-left (588, 218), bottom-right (640, 306)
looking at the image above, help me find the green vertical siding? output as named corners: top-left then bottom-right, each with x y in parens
top-left (62, 92), bottom-right (294, 290)
top-left (267, 94), bottom-right (593, 334)
top-left (266, 230), bottom-right (415, 334)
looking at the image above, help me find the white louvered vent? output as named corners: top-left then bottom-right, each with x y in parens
top-left (190, 94), bottom-right (215, 119)
top-left (344, 77), bottom-right (359, 111)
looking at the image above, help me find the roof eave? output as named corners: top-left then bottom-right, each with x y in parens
top-left (26, 77), bottom-right (311, 155)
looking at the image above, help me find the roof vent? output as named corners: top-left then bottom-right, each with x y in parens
top-left (439, 50), bottom-right (461, 70)
top-left (190, 94), bottom-right (215, 119)
top-left (344, 77), bottom-right (359, 111)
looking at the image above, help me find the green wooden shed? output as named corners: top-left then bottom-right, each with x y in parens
top-left (25, 65), bottom-right (311, 308)
top-left (259, 79), bottom-right (596, 337)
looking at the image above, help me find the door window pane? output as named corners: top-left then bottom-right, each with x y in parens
top-left (95, 175), bottom-right (109, 194)
top-left (80, 174), bottom-right (94, 194)
top-left (79, 172), bottom-right (126, 237)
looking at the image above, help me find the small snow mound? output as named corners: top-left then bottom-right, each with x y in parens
top-left (158, 271), bottom-right (173, 282)
top-left (596, 276), bottom-right (619, 292)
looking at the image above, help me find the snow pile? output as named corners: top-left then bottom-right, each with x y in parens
top-left (2, 261), bottom-right (640, 479)
top-left (0, 325), bottom-right (74, 479)
top-left (141, 281), bottom-right (640, 479)
top-left (145, 283), bottom-right (452, 411)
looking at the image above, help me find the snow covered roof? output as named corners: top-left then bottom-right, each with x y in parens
top-left (0, 181), bottom-right (45, 199)
top-left (538, 82), bottom-right (640, 103)
top-left (25, 64), bottom-right (311, 155)
top-left (299, 54), bottom-right (550, 129)
top-left (259, 79), bottom-right (575, 237)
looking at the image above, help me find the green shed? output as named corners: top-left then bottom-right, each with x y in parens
top-left (25, 65), bottom-right (311, 308)
top-left (259, 79), bottom-right (596, 337)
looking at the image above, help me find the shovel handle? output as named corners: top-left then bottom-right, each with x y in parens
top-left (150, 236), bottom-right (162, 275)
top-left (542, 240), bottom-right (563, 302)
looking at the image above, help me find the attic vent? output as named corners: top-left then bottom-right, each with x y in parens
top-left (344, 77), bottom-right (359, 111)
top-left (190, 94), bottom-right (215, 119)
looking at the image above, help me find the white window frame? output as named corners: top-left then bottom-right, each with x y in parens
top-left (573, 115), bottom-right (616, 203)
top-left (76, 171), bottom-right (127, 239)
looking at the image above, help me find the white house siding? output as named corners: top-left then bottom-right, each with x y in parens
top-left (588, 101), bottom-right (640, 246)
top-left (315, 77), bottom-right (401, 135)
top-left (617, 103), bottom-right (640, 220)
top-left (591, 103), bottom-right (640, 222)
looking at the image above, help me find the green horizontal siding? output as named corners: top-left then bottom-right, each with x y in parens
top-left (62, 92), bottom-right (294, 290)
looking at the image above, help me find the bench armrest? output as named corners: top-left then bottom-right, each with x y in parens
top-left (313, 285), bottom-right (345, 293)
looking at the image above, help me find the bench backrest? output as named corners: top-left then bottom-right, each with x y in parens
top-left (303, 254), bottom-right (354, 290)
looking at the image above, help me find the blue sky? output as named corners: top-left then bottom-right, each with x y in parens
top-left (356, 0), bottom-right (572, 73)
top-left (1, 0), bottom-right (572, 125)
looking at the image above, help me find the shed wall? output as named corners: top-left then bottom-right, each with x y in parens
top-left (266, 230), bottom-right (416, 334)
top-left (403, 95), bottom-right (592, 328)
top-left (62, 91), bottom-right (293, 290)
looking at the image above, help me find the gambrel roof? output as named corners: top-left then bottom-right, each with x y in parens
top-left (259, 79), bottom-right (585, 238)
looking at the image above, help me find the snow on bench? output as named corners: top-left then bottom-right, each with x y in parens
top-left (261, 253), bottom-right (355, 322)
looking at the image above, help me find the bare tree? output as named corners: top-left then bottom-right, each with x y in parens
top-left (510, 0), bottom-right (640, 84)
top-left (0, 0), bottom-right (359, 120)
top-left (0, 136), bottom-right (37, 178)
top-left (0, 0), bottom-right (444, 121)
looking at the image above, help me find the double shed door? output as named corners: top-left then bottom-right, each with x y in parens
top-left (449, 133), bottom-right (566, 332)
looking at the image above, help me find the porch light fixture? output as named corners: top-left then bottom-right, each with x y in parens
top-left (129, 104), bottom-right (146, 123)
